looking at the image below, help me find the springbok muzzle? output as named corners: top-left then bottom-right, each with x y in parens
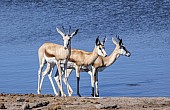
top-left (64, 47), bottom-right (67, 49)
top-left (126, 51), bottom-right (131, 57)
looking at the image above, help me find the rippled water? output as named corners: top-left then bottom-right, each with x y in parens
top-left (0, 0), bottom-right (170, 97)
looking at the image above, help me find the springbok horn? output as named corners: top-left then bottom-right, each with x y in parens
top-left (68, 26), bottom-right (71, 35)
top-left (62, 26), bottom-right (65, 33)
top-left (103, 36), bottom-right (107, 43)
top-left (116, 35), bottom-right (121, 41)
top-left (97, 35), bottom-right (100, 40)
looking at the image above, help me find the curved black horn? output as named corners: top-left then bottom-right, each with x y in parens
top-left (98, 35), bottom-right (100, 39)
top-left (103, 36), bottom-right (106, 43)
top-left (116, 35), bottom-right (121, 41)
top-left (62, 26), bottom-right (65, 33)
top-left (68, 26), bottom-right (71, 35)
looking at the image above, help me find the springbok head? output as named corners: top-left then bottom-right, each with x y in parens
top-left (112, 35), bottom-right (131, 57)
top-left (95, 36), bottom-right (107, 57)
top-left (56, 26), bottom-right (79, 49)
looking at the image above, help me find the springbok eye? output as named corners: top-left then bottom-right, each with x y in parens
top-left (99, 47), bottom-right (102, 50)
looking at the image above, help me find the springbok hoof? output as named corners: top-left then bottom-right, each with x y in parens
top-left (58, 91), bottom-right (61, 97)
top-left (77, 93), bottom-right (81, 97)
top-left (61, 94), bottom-right (66, 97)
top-left (68, 91), bottom-right (73, 96)
top-left (68, 89), bottom-right (73, 96)
top-left (37, 90), bottom-right (41, 94)
top-left (95, 94), bottom-right (99, 97)
top-left (91, 93), bottom-right (94, 97)
top-left (55, 93), bottom-right (59, 96)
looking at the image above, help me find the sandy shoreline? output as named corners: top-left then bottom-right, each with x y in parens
top-left (0, 93), bottom-right (170, 110)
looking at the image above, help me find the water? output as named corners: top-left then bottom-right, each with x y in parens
top-left (0, 0), bottom-right (170, 97)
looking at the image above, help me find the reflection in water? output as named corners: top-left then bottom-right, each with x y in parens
top-left (127, 84), bottom-right (141, 87)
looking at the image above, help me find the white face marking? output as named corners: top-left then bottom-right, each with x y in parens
top-left (63, 36), bottom-right (71, 49)
top-left (120, 48), bottom-right (127, 55)
top-left (97, 45), bottom-right (107, 57)
top-left (126, 52), bottom-right (131, 57)
top-left (101, 48), bottom-right (107, 56)
top-left (119, 42), bottom-right (131, 57)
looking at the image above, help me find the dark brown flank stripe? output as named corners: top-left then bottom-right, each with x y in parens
top-left (44, 50), bottom-right (55, 57)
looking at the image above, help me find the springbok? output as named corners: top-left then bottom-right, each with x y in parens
top-left (37, 26), bottom-right (78, 96)
top-left (40, 37), bottom-right (107, 96)
top-left (64, 36), bottom-right (131, 97)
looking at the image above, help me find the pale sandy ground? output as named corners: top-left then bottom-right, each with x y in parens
top-left (0, 94), bottom-right (170, 110)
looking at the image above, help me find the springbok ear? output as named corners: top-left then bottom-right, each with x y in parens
top-left (56, 27), bottom-right (65, 37)
top-left (112, 37), bottom-right (118, 45)
top-left (119, 39), bottom-right (122, 45)
top-left (70, 29), bottom-right (79, 38)
top-left (96, 37), bottom-right (100, 46)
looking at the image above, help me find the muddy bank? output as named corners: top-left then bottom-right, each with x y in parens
top-left (0, 94), bottom-right (170, 110)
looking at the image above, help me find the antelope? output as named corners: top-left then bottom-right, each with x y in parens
top-left (63, 36), bottom-right (131, 97)
top-left (37, 26), bottom-right (78, 96)
top-left (40, 37), bottom-right (107, 96)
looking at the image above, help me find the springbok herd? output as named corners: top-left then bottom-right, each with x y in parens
top-left (37, 26), bottom-right (131, 97)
